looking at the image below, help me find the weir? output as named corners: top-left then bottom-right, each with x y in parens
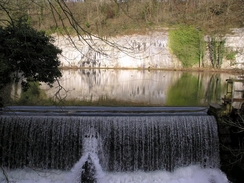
top-left (0, 107), bottom-right (220, 174)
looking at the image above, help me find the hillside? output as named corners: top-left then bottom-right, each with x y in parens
top-left (0, 0), bottom-right (243, 36)
top-left (1, 0), bottom-right (244, 70)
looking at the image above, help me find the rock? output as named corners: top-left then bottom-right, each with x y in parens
top-left (54, 29), bottom-right (244, 70)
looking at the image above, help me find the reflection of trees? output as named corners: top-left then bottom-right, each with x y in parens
top-left (166, 73), bottom-right (224, 106)
top-left (166, 73), bottom-right (204, 106)
top-left (204, 74), bottom-right (222, 103)
top-left (78, 69), bottom-right (102, 92)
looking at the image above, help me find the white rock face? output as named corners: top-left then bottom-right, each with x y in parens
top-left (225, 28), bottom-right (244, 68)
top-left (54, 28), bottom-right (244, 69)
top-left (54, 31), bottom-right (181, 69)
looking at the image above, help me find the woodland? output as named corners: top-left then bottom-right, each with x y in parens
top-left (0, 0), bottom-right (243, 37)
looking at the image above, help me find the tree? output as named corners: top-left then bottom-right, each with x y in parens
top-left (0, 17), bottom-right (62, 91)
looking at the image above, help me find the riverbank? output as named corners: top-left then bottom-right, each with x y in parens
top-left (59, 66), bottom-right (244, 75)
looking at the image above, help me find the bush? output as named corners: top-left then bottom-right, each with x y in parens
top-left (169, 25), bottom-right (204, 68)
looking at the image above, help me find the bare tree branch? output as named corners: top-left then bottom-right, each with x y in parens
top-left (0, 165), bottom-right (10, 183)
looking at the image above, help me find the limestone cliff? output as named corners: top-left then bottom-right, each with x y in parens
top-left (54, 28), bottom-right (244, 69)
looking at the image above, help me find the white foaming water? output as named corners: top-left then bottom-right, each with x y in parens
top-left (0, 116), bottom-right (230, 183)
top-left (71, 152), bottom-right (104, 183)
top-left (0, 165), bottom-right (230, 183)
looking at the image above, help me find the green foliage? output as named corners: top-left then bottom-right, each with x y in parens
top-left (85, 22), bottom-right (90, 28)
top-left (46, 26), bottom-right (63, 35)
top-left (208, 37), bottom-right (225, 68)
top-left (226, 50), bottom-right (237, 60)
top-left (14, 81), bottom-right (68, 106)
top-left (0, 17), bottom-right (62, 91)
top-left (168, 26), bottom-right (204, 68)
top-left (16, 82), bottom-right (49, 105)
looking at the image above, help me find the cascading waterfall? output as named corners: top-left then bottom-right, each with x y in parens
top-left (0, 115), bottom-right (220, 173)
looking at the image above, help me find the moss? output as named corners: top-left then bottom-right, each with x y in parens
top-left (226, 50), bottom-right (238, 61)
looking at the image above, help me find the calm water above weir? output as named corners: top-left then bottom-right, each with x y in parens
top-left (35, 69), bottom-right (235, 106)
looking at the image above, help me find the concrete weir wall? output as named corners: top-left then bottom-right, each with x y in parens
top-left (54, 28), bottom-right (244, 69)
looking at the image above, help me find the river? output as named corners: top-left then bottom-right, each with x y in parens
top-left (32, 69), bottom-right (235, 106)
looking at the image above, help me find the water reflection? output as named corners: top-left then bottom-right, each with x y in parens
top-left (166, 73), bottom-right (224, 106)
top-left (40, 69), bottom-right (234, 106)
